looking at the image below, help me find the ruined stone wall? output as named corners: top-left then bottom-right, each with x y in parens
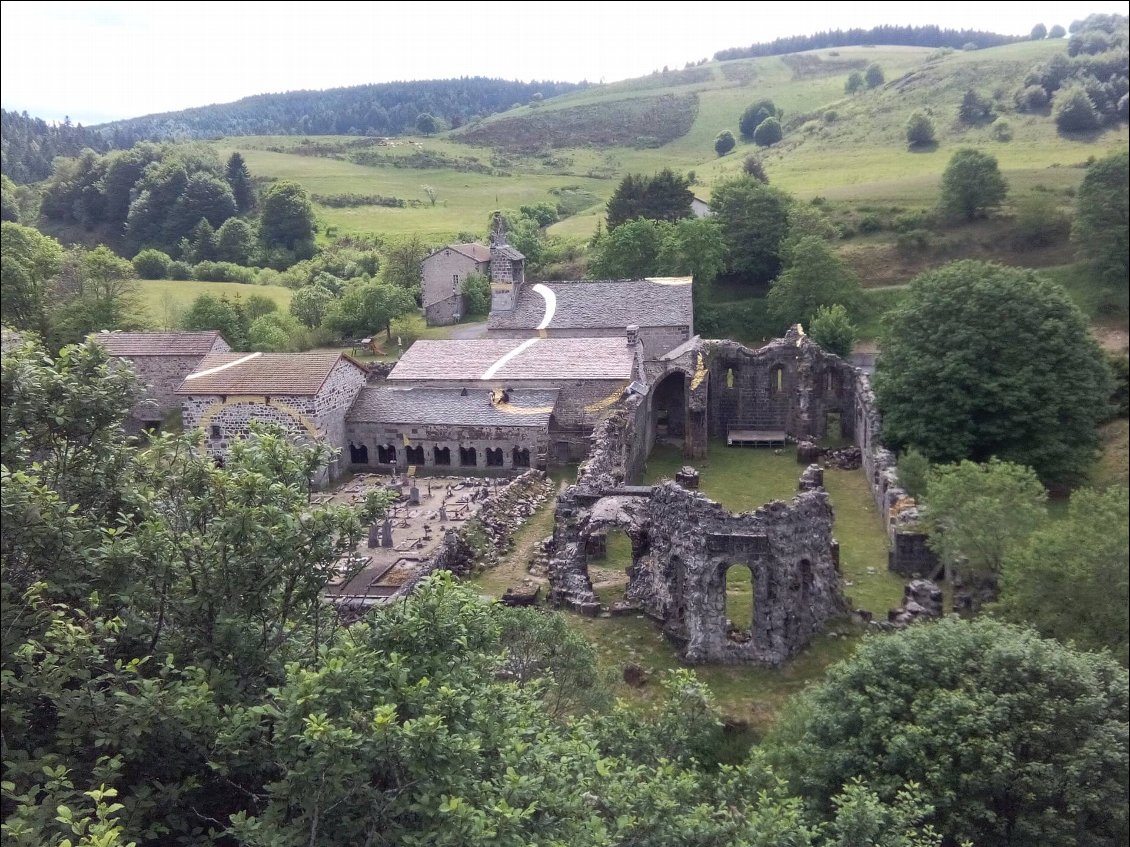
top-left (396, 470), bottom-right (553, 593)
top-left (548, 482), bottom-right (846, 665)
top-left (345, 421), bottom-right (550, 474)
top-left (704, 332), bottom-right (856, 442)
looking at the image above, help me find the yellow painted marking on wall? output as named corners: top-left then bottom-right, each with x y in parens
top-left (690, 352), bottom-right (708, 391)
top-left (197, 395), bottom-right (320, 441)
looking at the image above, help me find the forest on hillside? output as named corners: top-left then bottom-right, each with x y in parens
top-left (0, 78), bottom-right (583, 183)
top-left (713, 24), bottom-right (1026, 61)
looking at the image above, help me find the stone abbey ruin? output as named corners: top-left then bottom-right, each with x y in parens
top-left (97, 232), bottom-right (929, 666)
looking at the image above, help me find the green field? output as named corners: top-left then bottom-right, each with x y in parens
top-left (214, 41), bottom-right (1127, 253)
top-left (137, 279), bottom-right (293, 328)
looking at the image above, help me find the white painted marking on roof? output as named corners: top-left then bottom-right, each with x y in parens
top-left (480, 338), bottom-right (539, 381)
top-left (184, 352), bottom-right (261, 380)
top-left (532, 283), bottom-right (556, 330)
top-left (644, 276), bottom-right (693, 285)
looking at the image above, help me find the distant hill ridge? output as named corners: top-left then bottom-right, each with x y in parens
top-left (714, 25), bottom-right (1025, 61)
top-left (90, 77), bottom-right (585, 145)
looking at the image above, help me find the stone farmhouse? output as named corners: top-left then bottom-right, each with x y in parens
top-left (421, 220), bottom-right (526, 326)
top-left (92, 330), bottom-right (231, 431)
top-left (177, 351), bottom-right (368, 483)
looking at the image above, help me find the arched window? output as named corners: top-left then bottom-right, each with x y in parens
top-left (433, 446), bottom-right (451, 466)
top-left (512, 447), bottom-right (530, 468)
top-left (405, 445), bottom-right (425, 465)
top-left (349, 442), bottom-right (369, 464)
top-left (377, 444), bottom-right (397, 464)
top-left (772, 365), bottom-right (784, 394)
top-left (485, 447), bottom-right (504, 467)
top-left (459, 446), bottom-right (478, 467)
top-left (726, 367), bottom-right (735, 389)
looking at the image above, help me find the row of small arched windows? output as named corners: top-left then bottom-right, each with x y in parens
top-left (349, 443), bottom-right (530, 468)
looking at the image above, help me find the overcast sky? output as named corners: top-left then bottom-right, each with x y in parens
top-left (1, 1), bottom-right (1126, 125)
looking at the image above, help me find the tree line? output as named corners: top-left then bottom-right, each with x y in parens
top-left (0, 109), bottom-right (111, 184)
top-left (713, 25), bottom-right (1024, 62)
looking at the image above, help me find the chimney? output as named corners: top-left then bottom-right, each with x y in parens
top-left (626, 324), bottom-right (640, 347)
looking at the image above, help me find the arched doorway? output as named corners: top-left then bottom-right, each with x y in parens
top-left (651, 371), bottom-right (687, 445)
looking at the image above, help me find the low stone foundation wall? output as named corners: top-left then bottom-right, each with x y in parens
top-left (396, 470), bottom-right (554, 594)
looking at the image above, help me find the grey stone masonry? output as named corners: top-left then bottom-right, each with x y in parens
top-left (181, 356), bottom-right (367, 484)
top-left (547, 481), bottom-right (846, 665)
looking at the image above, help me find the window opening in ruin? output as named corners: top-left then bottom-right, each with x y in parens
top-left (377, 444), bottom-right (397, 465)
top-left (724, 563), bottom-right (755, 643)
top-left (726, 367), bottom-right (735, 389)
top-left (459, 446), bottom-right (478, 467)
top-left (210, 424), bottom-right (222, 439)
top-left (590, 528), bottom-right (633, 605)
top-left (405, 445), bottom-right (425, 465)
top-left (821, 412), bottom-right (846, 449)
top-left (433, 446), bottom-right (451, 466)
top-left (512, 447), bottom-right (530, 468)
top-left (773, 366), bottom-right (784, 394)
top-left (485, 447), bottom-right (504, 467)
top-left (799, 559), bottom-right (813, 606)
top-left (826, 371), bottom-right (835, 393)
top-left (349, 443), bottom-right (369, 464)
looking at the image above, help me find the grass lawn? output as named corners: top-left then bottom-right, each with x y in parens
top-left (137, 279), bottom-right (293, 328)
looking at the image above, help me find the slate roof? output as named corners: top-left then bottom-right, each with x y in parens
top-left (347, 387), bottom-right (557, 428)
top-left (92, 331), bottom-right (227, 357)
top-left (388, 337), bottom-right (635, 382)
top-left (492, 245), bottom-right (525, 260)
top-left (425, 242), bottom-right (491, 264)
top-left (176, 352), bottom-right (365, 395)
top-left (487, 277), bottom-right (693, 331)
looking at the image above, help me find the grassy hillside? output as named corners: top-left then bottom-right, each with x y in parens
top-left (217, 40), bottom-right (1126, 256)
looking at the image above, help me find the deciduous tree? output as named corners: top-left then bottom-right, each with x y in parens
top-left (323, 280), bottom-right (415, 339)
top-left (808, 303), bottom-right (857, 357)
top-left (714, 129), bottom-right (736, 156)
top-left (998, 485), bottom-right (1129, 663)
top-left (938, 148), bottom-right (1007, 221)
top-left (874, 261), bottom-right (1111, 486)
top-left (710, 177), bottom-right (792, 283)
top-left (1073, 149), bottom-right (1128, 289)
top-left (769, 617), bottom-right (1130, 847)
top-left (768, 237), bottom-right (862, 331)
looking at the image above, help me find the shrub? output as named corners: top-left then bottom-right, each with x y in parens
top-left (990, 118), bottom-right (1013, 141)
top-left (897, 448), bottom-right (930, 499)
top-left (1016, 84), bottom-right (1050, 111)
top-left (752, 117), bottom-right (783, 147)
top-left (714, 130), bottom-right (736, 156)
top-left (904, 111), bottom-right (936, 148)
top-left (167, 260), bottom-right (192, 280)
top-left (132, 248), bottom-right (171, 279)
top-left (192, 261), bottom-right (257, 283)
top-left (864, 63), bottom-right (884, 88)
top-left (807, 303), bottom-right (856, 357)
top-left (1054, 84), bottom-right (1101, 132)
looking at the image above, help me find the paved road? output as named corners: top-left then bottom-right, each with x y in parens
top-left (450, 321), bottom-right (488, 340)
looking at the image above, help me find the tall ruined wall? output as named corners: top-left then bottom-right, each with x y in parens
top-left (704, 331), bottom-right (857, 442)
top-left (548, 482), bottom-right (846, 666)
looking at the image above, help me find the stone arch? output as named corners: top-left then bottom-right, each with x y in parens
top-left (651, 371), bottom-right (687, 442)
top-left (349, 442), bottom-right (369, 464)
